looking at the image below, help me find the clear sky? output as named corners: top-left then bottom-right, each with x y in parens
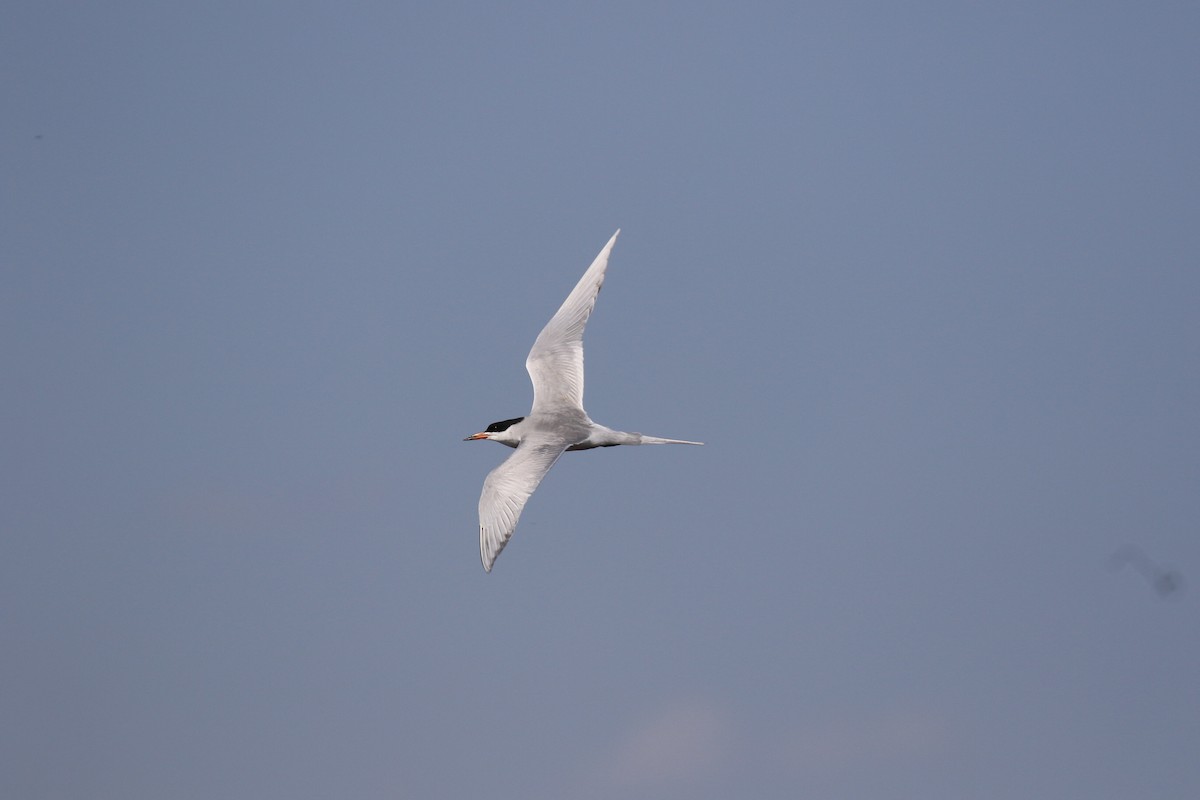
top-left (3, 3), bottom-right (1198, 798)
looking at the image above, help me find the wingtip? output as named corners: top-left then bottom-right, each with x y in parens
top-left (480, 529), bottom-right (493, 573)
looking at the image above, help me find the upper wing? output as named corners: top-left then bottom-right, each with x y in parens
top-left (525, 230), bottom-right (620, 415)
top-left (478, 437), bottom-right (568, 572)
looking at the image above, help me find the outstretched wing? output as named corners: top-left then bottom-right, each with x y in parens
top-left (478, 437), bottom-right (568, 572)
top-left (525, 230), bottom-right (619, 415)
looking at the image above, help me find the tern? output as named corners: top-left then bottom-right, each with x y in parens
top-left (465, 230), bottom-right (703, 571)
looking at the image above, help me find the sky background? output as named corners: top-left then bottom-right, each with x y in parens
top-left (3, 2), bottom-right (1198, 798)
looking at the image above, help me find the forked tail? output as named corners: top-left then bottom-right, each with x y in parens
top-left (637, 434), bottom-right (704, 445)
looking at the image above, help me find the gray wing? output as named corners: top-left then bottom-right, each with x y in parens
top-left (478, 437), bottom-right (568, 572)
top-left (525, 230), bottom-right (619, 415)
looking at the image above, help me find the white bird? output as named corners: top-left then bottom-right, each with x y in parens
top-left (465, 230), bottom-right (703, 572)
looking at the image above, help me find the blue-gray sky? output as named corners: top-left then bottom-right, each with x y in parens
top-left (3, 3), bottom-right (1198, 798)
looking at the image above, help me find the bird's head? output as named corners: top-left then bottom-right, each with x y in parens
top-left (464, 416), bottom-right (525, 444)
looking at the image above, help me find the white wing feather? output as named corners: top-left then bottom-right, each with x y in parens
top-left (525, 230), bottom-right (619, 414)
top-left (478, 438), bottom-right (568, 572)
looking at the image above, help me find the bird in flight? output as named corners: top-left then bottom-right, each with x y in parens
top-left (465, 230), bottom-right (703, 572)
